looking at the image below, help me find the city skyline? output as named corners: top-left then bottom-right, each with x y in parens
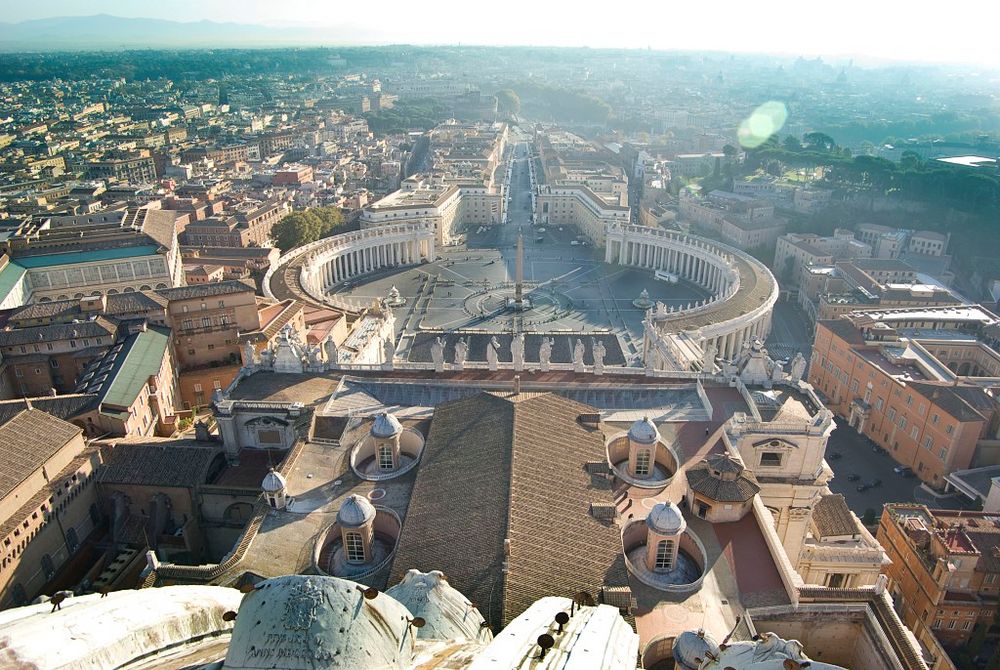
top-left (2, 1), bottom-right (1000, 66)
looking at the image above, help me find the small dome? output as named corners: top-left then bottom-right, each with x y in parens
top-left (261, 468), bottom-right (286, 493)
top-left (372, 412), bottom-right (403, 438)
top-left (385, 569), bottom-right (492, 643)
top-left (646, 501), bottom-right (686, 536)
top-left (672, 629), bottom-right (720, 670)
top-left (628, 416), bottom-right (659, 444)
top-left (337, 494), bottom-right (376, 528)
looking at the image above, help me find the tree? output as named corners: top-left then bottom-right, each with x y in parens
top-left (271, 206), bottom-right (345, 252)
top-left (803, 131), bottom-right (837, 152)
top-left (900, 150), bottom-right (922, 172)
top-left (722, 144), bottom-right (738, 159)
top-left (783, 135), bottom-right (803, 152)
top-left (495, 89), bottom-right (521, 118)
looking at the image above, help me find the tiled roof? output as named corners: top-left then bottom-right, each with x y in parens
top-left (10, 292), bottom-right (168, 324)
top-left (389, 393), bottom-right (513, 629)
top-left (908, 382), bottom-right (988, 423)
top-left (812, 494), bottom-right (857, 538)
top-left (0, 316), bottom-right (117, 347)
top-left (502, 393), bottom-right (627, 625)
top-left (154, 278), bottom-right (255, 301)
top-left (685, 456), bottom-right (759, 503)
top-left (818, 318), bottom-right (867, 346)
top-left (97, 440), bottom-right (222, 488)
top-left (75, 325), bottom-right (170, 411)
top-left (389, 392), bottom-right (626, 629)
top-left (0, 409), bottom-right (81, 499)
top-left (0, 394), bottom-right (98, 427)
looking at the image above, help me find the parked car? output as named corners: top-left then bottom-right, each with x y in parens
top-left (893, 466), bottom-right (914, 477)
top-left (847, 474), bottom-right (860, 482)
top-left (869, 479), bottom-right (883, 488)
top-left (828, 452), bottom-right (842, 461)
top-left (857, 484), bottom-right (870, 492)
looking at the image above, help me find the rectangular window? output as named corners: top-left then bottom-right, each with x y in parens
top-left (924, 436), bottom-right (933, 450)
top-left (193, 383), bottom-right (202, 393)
top-left (654, 539), bottom-right (675, 570)
top-left (939, 448), bottom-right (947, 460)
top-left (932, 413), bottom-right (940, 425)
top-left (635, 449), bottom-right (651, 477)
top-left (759, 452), bottom-right (783, 467)
top-left (899, 417), bottom-right (907, 429)
top-left (378, 445), bottom-right (393, 470)
top-left (875, 398), bottom-right (884, 410)
top-left (201, 317), bottom-right (211, 328)
top-left (945, 424), bottom-right (954, 435)
top-left (911, 426), bottom-right (919, 440)
top-left (345, 532), bottom-right (365, 562)
top-left (887, 408), bottom-right (896, 421)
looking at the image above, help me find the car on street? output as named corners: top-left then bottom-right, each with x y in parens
top-left (827, 452), bottom-right (842, 460)
top-left (893, 466), bottom-right (914, 477)
top-left (847, 474), bottom-right (860, 481)
top-left (869, 479), bottom-right (882, 488)
top-left (857, 484), bottom-right (870, 492)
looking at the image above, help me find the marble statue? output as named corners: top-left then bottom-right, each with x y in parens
top-left (770, 357), bottom-right (785, 382)
top-left (323, 335), bottom-right (339, 367)
top-left (259, 346), bottom-right (274, 369)
top-left (789, 351), bottom-right (807, 383)
top-left (486, 335), bottom-right (500, 371)
top-left (592, 338), bottom-right (606, 375)
top-left (430, 336), bottom-right (445, 372)
top-left (538, 337), bottom-right (553, 372)
top-left (383, 336), bottom-right (395, 370)
top-left (573, 338), bottom-right (586, 373)
top-left (702, 342), bottom-right (717, 371)
top-left (511, 332), bottom-right (525, 371)
top-left (453, 338), bottom-right (468, 370)
top-left (242, 340), bottom-right (257, 368)
top-left (307, 344), bottom-right (324, 368)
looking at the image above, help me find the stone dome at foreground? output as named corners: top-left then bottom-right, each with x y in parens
top-left (224, 575), bottom-right (414, 670)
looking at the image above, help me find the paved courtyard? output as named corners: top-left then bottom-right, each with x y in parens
top-left (825, 418), bottom-right (970, 517)
top-left (329, 143), bottom-right (708, 366)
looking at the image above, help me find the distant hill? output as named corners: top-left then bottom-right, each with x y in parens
top-left (0, 14), bottom-right (380, 51)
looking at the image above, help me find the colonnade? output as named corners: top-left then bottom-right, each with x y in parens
top-left (606, 223), bottom-right (778, 367)
top-left (263, 222), bottom-right (436, 307)
top-left (309, 237), bottom-right (433, 292)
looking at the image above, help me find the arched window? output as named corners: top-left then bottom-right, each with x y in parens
top-left (41, 553), bottom-right (55, 579)
top-left (66, 527), bottom-right (79, 554)
top-left (345, 532), bottom-right (365, 563)
top-left (635, 449), bottom-right (651, 477)
top-left (655, 539), bottom-right (674, 570)
top-left (378, 444), bottom-right (393, 470)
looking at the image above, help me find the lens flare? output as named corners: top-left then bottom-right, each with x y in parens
top-left (737, 101), bottom-right (788, 149)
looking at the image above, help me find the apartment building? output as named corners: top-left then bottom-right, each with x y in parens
top-left (86, 155), bottom-right (157, 184)
top-left (181, 197), bottom-right (291, 248)
top-left (810, 306), bottom-right (1000, 487)
top-left (774, 229), bottom-right (871, 286)
top-left (878, 504), bottom-right (1000, 653)
top-left (0, 410), bottom-right (101, 609)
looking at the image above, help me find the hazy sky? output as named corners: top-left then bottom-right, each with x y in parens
top-left (7, 0), bottom-right (1000, 66)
